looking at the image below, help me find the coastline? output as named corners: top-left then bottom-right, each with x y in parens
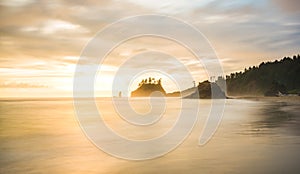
top-left (230, 95), bottom-right (300, 104)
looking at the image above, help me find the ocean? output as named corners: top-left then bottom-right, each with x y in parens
top-left (0, 97), bottom-right (300, 173)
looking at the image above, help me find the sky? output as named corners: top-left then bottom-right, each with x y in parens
top-left (0, 0), bottom-right (299, 97)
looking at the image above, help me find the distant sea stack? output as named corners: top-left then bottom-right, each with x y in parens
top-left (185, 81), bottom-right (227, 99)
top-left (131, 77), bottom-right (167, 97)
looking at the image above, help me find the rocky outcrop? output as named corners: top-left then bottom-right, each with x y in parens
top-left (130, 78), bottom-right (227, 99)
top-left (131, 83), bottom-right (166, 97)
top-left (185, 81), bottom-right (227, 99)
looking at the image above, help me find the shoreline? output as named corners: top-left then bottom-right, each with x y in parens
top-left (230, 95), bottom-right (300, 104)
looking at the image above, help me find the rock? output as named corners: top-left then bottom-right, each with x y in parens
top-left (131, 83), bottom-right (166, 97)
top-left (185, 81), bottom-right (227, 99)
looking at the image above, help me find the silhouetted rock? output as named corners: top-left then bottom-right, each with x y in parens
top-left (131, 78), bottom-right (166, 97)
top-left (185, 81), bottom-right (227, 99)
top-left (166, 91), bottom-right (181, 97)
top-left (131, 78), bottom-right (227, 99)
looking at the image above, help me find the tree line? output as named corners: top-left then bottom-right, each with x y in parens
top-left (216, 54), bottom-right (300, 95)
top-left (138, 77), bottom-right (162, 86)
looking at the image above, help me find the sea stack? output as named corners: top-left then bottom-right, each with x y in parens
top-left (185, 80), bottom-right (227, 99)
top-left (131, 77), bottom-right (167, 97)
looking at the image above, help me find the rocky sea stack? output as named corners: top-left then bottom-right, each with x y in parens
top-left (184, 81), bottom-right (227, 99)
top-left (131, 78), bottom-right (227, 99)
top-left (131, 77), bottom-right (166, 97)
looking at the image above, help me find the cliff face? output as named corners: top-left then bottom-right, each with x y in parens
top-left (131, 83), bottom-right (167, 97)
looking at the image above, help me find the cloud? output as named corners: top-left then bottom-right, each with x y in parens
top-left (0, 0), bottom-right (300, 96)
top-left (0, 0), bottom-right (35, 7)
top-left (189, 0), bottom-right (300, 67)
top-left (26, 19), bottom-right (89, 35)
top-left (0, 82), bottom-right (48, 88)
top-left (272, 0), bottom-right (300, 14)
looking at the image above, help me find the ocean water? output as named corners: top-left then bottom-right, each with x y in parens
top-left (0, 98), bottom-right (300, 173)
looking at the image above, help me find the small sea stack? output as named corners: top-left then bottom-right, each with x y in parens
top-left (131, 77), bottom-right (166, 97)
